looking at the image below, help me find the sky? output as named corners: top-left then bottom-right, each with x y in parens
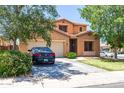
top-left (56, 5), bottom-right (90, 30)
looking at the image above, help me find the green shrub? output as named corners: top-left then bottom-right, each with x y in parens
top-left (0, 50), bottom-right (32, 78)
top-left (66, 52), bottom-right (77, 59)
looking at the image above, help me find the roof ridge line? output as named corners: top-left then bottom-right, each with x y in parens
top-left (56, 18), bottom-right (88, 26)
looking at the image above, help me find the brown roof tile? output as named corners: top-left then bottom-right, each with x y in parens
top-left (56, 18), bottom-right (88, 26)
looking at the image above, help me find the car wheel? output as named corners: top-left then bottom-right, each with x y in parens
top-left (32, 61), bottom-right (36, 65)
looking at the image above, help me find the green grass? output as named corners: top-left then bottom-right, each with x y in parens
top-left (79, 58), bottom-right (124, 71)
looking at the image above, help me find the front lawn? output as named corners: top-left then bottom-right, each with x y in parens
top-left (79, 57), bottom-right (124, 71)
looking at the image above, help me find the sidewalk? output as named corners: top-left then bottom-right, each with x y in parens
top-left (42, 71), bottom-right (124, 88)
top-left (1, 71), bottom-right (124, 88)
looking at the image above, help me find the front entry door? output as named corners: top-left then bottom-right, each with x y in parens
top-left (69, 39), bottom-right (77, 53)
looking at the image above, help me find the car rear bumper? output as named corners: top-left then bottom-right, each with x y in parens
top-left (33, 58), bottom-right (55, 65)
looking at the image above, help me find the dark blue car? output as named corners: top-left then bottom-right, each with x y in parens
top-left (28, 47), bottom-right (55, 65)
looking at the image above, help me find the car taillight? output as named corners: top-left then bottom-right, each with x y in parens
top-left (33, 54), bottom-right (42, 57)
top-left (50, 53), bottom-right (55, 56)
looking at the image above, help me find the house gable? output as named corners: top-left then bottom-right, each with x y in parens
top-left (55, 19), bottom-right (74, 34)
top-left (56, 18), bottom-right (87, 34)
top-left (51, 29), bottom-right (70, 40)
top-left (76, 31), bottom-right (100, 57)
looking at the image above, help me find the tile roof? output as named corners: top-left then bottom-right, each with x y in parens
top-left (54, 28), bottom-right (93, 37)
top-left (56, 18), bottom-right (88, 26)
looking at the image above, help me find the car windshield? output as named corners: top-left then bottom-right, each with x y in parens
top-left (32, 47), bottom-right (52, 54)
top-left (102, 51), bottom-right (111, 53)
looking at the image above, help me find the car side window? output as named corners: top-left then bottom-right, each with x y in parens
top-left (32, 49), bottom-right (39, 54)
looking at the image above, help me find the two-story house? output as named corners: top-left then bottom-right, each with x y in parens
top-left (19, 18), bottom-right (100, 57)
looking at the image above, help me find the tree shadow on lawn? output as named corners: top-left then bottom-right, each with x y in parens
top-left (13, 61), bottom-right (87, 84)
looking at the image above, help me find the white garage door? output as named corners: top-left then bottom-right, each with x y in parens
top-left (27, 41), bottom-right (64, 57)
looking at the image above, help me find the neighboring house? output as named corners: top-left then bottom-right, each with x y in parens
top-left (19, 18), bottom-right (100, 57)
top-left (100, 43), bottom-right (124, 53)
top-left (0, 37), bottom-right (12, 50)
top-left (100, 43), bottom-right (111, 52)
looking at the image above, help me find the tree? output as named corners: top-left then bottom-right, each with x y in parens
top-left (79, 5), bottom-right (124, 59)
top-left (0, 5), bottom-right (58, 50)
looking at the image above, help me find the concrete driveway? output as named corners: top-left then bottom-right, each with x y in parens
top-left (31, 58), bottom-right (106, 80)
top-left (13, 58), bottom-right (106, 82)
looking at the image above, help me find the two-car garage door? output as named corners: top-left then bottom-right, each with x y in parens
top-left (27, 41), bottom-right (64, 57)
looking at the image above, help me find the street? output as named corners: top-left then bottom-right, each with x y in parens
top-left (80, 82), bottom-right (124, 88)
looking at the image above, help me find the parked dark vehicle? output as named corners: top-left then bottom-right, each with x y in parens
top-left (28, 47), bottom-right (55, 65)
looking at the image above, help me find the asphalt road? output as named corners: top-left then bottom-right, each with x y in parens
top-left (80, 82), bottom-right (124, 88)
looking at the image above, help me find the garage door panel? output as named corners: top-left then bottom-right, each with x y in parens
top-left (50, 42), bottom-right (63, 57)
top-left (27, 41), bottom-right (64, 57)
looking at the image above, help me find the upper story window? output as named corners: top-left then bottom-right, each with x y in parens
top-left (59, 25), bottom-right (67, 32)
top-left (80, 27), bottom-right (82, 32)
